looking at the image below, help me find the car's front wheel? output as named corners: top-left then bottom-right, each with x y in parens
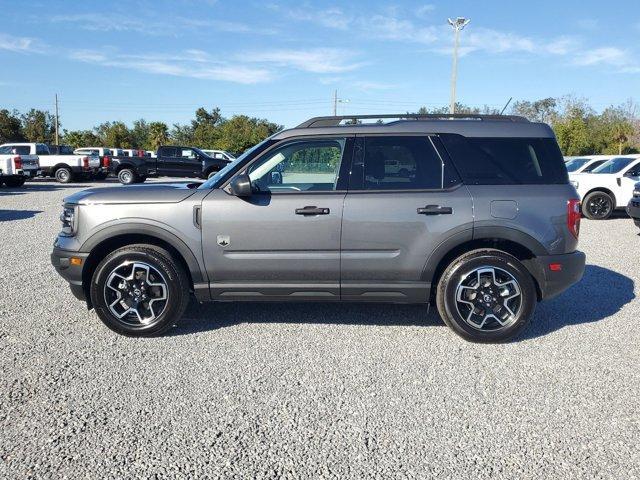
top-left (90, 244), bottom-right (190, 336)
top-left (436, 249), bottom-right (536, 342)
top-left (583, 191), bottom-right (614, 220)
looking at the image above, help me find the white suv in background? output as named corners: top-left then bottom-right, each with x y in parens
top-left (572, 156), bottom-right (640, 219)
top-left (201, 150), bottom-right (236, 161)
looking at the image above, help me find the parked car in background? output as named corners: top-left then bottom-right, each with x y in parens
top-left (73, 147), bottom-right (113, 179)
top-left (110, 145), bottom-right (230, 184)
top-left (572, 156), bottom-right (640, 219)
top-left (0, 143), bottom-right (104, 183)
top-left (565, 156), bottom-right (609, 174)
top-left (146, 150), bottom-right (157, 158)
top-left (120, 149), bottom-right (149, 158)
top-left (201, 149), bottom-right (236, 162)
top-left (52, 113), bottom-right (585, 342)
top-left (0, 144), bottom-right (40, 186)
top-left (626, 182), bottom-right (640, 231)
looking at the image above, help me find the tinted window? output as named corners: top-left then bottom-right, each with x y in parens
top-left (626, 163), bottom-right (640, 177)
top-left (565, 158), bottom-right (589, 172)
top-left (583, 160), bottom-right (605, 172)
top-left (181, 148), bottom-right (197, 159)
top-left (161, 147), bottom-right (178, 157)
top-left (248, 138), bottom-right (345, 192)
top-left (440, 135), bottom-right (568, 185)
top-left (353, 136), bottom-right (444, 190)
top-left (0, 146), bottom-right (11, 154)
top-left (592, 157), bottom-right (635, 174)
top-left (11, 146), bottom-right (31, 155)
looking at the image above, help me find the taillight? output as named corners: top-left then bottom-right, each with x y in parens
top-left (83, 156), bottom-right (89, 169)
top-left (102, 155), bottom-right (111, 168)
top-left (567, 198), bottom-right (581, 239)
top-left (13, 156), bottom-right (22, 170)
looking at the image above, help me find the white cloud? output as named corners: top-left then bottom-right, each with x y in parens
top-left (241, 48), bottom-right (365, 74)
top-left (0, 33), bottom-right (42, 53)
top-left (573, 47), bottom-right (640, 72)
top-left (270, 5), bottom-right (352, 30)
top-left (415, 4), bottom-right (436, 18)
top-left (69, 49), bottom-right (273, 84)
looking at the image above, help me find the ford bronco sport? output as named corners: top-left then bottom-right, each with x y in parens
top-left (51, 114), bottom-right (585, 342)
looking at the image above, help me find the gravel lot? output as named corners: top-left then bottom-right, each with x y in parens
top-left (1, 178), bottom-right (638, 479)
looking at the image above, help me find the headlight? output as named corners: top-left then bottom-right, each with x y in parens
top-left (60, 204), bottom-right (78, 236)
top-left (570, 180), bottom-right (579, 189)
top-left (634, 189), bottom-right (640, 198)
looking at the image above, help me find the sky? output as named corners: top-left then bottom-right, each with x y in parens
top-left (1, 0), bottom-right (639, 131)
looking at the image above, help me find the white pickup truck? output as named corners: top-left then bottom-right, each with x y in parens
top-left (0, 145), bottom-right (40, 187)
top-left (571, 155), bottom-right (640, 219)
top-left (0, 143), bottom-right (105, 183)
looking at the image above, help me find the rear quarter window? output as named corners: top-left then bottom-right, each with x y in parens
top-left (440, 134), bottom-right (568, 185)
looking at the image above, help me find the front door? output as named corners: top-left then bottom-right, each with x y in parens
top-left (340, 135), bottom-right (473, 303)
top-left (201, 137), bottom-right (352, 301)
top-left (178, 147), bottom-right (202, 177)
top-left (616, 161), bottom-right (640, 206)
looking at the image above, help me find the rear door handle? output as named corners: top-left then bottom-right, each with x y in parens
top-left (417, 205), bottom-right (453, 215)
top-left (295, 206), bottom-right (330, 215)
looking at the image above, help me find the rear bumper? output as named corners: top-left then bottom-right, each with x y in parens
top-left (525, 251), bottom-right (586, 300)
top-left (626, 199), bottom-right (640, 227)
top-left (51, 247), bottom-right (89, 302)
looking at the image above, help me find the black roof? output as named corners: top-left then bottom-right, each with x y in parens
top-left (273, 114), bottom-right (554, 140)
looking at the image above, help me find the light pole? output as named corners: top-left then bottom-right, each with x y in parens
top-left (448, 17), bottom-right (470, 115)
top-left (333, 89), bottom-right (349, 116)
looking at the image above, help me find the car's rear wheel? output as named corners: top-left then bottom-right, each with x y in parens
top-left (118, 168), bottom-right (136, 185)
top-left (5, 176), bottom-right (26, 187)
top-left (583, 191), bottom-right (614, 220)
top-left (436, 249), bottom-right (536, 342)
top-left (55, 167), bottom-right (73, 183)
top-left (90, 244), bottom-right (190, 336)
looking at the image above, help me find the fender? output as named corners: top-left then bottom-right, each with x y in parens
top-left (421, 226), bottom-right (548, 283)
top-left (80, 223), bottom-right (205, 284)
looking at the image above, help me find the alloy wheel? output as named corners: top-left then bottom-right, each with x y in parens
top-left (455, 266), bottom-right (522, 331)
top-left (104, 261), bottom-right (168, 327)
top-left (587, 194), bottom-right (612, 219)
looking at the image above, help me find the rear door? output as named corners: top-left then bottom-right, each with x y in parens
top-left (201, 136), bottom-right (352, 301)
top-left (157, 146), bottom-right (179, 176)
top-left (341, 135), bottom-right (473, 303)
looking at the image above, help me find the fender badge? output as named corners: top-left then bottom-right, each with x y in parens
top-left (217, 235), bottom-right (230, 247)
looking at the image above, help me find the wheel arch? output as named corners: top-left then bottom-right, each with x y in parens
top-left (80, 226), bottom-right (206, 306)
top-left (423, 228), bottom-right (547, 302)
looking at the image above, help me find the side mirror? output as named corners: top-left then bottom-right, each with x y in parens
top-left (229, 174), bottom-right (252, 197)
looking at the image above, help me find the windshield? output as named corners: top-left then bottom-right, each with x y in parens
top-left (565, 158), bottom-right (589, 172)
top-left (198, 138), bottom-right (274, 189)
top-left (592, 157), bottom-right (635, 174)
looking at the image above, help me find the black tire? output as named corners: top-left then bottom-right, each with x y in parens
top-left (5, 176), bottom-right (26, 187)
top-left (134, 175), bottom-right (147, 183)
top-left (93, 172), bottom-right (108, 181)
top-left (90, 244), bottom-right (190, 336)
top-left (436, 249), bottom-right (537, 343)
top-left (54, 167), bottom-right (73, 184)
top-left (582, 191), bottom-right (614, 220)
top-left (118, 168), bottom-right (137, 185)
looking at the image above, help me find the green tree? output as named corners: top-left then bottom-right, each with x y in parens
top-left (148, 122), bottom-right (169, 150)
top-left (511, 98), bottom-right (557, 123)
top-left (62, 129), bottom-right (101, 148)
top-left (216, 115), bottom-right (282, 154)
top-left (170, 123), bottom-right (194, 145)
top-left (0, 109), bottom-right (25, 143)
top-left (21, 109), bottom-right (56, 143)
top-left (131, 119), bottom-right (151, 149)
top-left (95, 121), bottom-right (132, 148)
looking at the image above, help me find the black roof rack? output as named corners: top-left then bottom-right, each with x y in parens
top-left (296, 113), bottom-right (529, 128)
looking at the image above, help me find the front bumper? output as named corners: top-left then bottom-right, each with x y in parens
top-left (524, 251), bottom-right (586, 300)
top-left (51, 246), bottom-right (90, 302)
top-left (626, 198), bottom-right (640, 227)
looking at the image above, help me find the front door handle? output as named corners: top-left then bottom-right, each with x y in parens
top-left (295, 206), bottom-right (330, 215)
top-left (417, 205), bottom-right (453, 215)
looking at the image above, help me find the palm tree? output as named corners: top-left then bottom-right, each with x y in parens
top-left (148, 122), bottom-right (169, 150)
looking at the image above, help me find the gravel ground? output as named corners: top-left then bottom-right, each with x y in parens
top-left (0, 178), bottom-right (638, 479)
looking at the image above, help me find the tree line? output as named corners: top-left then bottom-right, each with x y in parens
top-left (417, 96), bottom-right (639, 155)
top-left (0, 107), bottom-right (282, 155)
top-left (1, 96), bottom-right (638, 156)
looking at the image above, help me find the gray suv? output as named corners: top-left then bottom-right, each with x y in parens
top-left (51, 114), bottom-right (586, 342)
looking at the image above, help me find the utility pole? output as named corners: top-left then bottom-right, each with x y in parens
top-left (54, 94), bottom-right (60, 145)
top-left (332, 89), bottom-right (349, 116)
top-left (448, 17), bottom-right (470, 115)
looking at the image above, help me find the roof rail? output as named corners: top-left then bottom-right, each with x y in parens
top-left (296, 113), bottom-right (529, 128)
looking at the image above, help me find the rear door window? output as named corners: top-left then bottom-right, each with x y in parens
top-left (350, 136), bottom-right (452, 190)
top-left (440, 134), bottom-right (568, 184)
top-left (161, 147), bottom-right (178, 157)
